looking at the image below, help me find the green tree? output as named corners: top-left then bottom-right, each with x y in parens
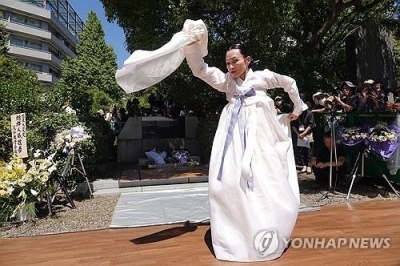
top-left (57, 11), bottom-right (124, 116)
top-left (0, 56), bottom-right (44, 117)
top-left (0, 56), bottom-right (45, 160)
top-left (0, 16), bottom-right (8, 55)
top-left (100, 0), bottom-right (399, 108)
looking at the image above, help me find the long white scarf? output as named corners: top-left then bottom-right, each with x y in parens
top-left (115, 19), bottom-right (208, 93)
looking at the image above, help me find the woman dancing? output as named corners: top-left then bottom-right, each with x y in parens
top-left (185, 42), bottom-right (307, 262)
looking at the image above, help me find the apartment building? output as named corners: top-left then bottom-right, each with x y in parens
top-left (0, 0), bottom-right (83, 86)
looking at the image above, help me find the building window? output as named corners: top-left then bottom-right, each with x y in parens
top-left (10, 38), bottom-right (24, 46)
top-left (10, 14), bottom-right (25, 24)
top-left (10, 38), bottom-right (41, 50)
top-left (24, 62), bottom-right (42, 72)
top-left (10, 13), bottom-right (40, 28)
top-left (25, 18), bottom-right (40, 28)
top-left (24, 40), bottom-right (41, 50)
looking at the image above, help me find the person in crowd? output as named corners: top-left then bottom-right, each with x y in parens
top-left (311, 92), bottom-right (329, 113)
top-left (179, 105), bottom-right (188, 116)
top-left (370, 81), bottom-right (387, 111)
top-left (96, 109), bottom-right (105, 119)
top-left (140, 107), bottom-right (149, 116)
top-left (147, 93), bottom-right (157, 109)
top-left (304, 98), bottom-right (314, 110)
top-left (291, 104), bottom-right (315, 174)
top-left (118, 107), bottom-right (128, 122)
top-left (164, 108), bottom-right (173, 118)
top-left (164, 94), bottom-right (175, 112)
top-left (105, 106), bottom-right (119, 122)
top-left (311, 130), bottom-right (347, 189)
top-left (275, 95), bottom-right (300, 165)
top-left (126, 98), bottom-right (142, 117)
top-left (184, 40), bottom-right (307, 262)
top-left (151, 105), bottom-right (162, 116)
top-left (105, 106), bottom-right (122, 140)
top-left (274, 95), bottom-right (293, 114)
top-left (357, 79), bottom-right (376, 112)
top-left (334, 81), bottom-right (359, 112)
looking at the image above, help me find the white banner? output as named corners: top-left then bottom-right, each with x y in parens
top-left (11, 113), bottom-right (28, 158)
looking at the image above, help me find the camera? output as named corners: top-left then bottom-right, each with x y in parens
top-left (332, 87), bottom-right (343, 98)
top-left (368, 86), bottom-right (377, 96)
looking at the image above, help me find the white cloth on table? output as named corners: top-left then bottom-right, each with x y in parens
top-left (184, 42), bottom-right (307, 262)
top-left (115, 19), bottom-right (208, 93)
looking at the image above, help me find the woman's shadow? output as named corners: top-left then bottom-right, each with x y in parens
top-left (129, 220), bottom-right (215, 256)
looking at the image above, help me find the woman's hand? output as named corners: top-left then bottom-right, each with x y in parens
top-left (315, 162), bottom-right (327, 169)
top-left (287, 113), bottom-right (298, 121)
top-left (387, 102), bottom-right (400, 111)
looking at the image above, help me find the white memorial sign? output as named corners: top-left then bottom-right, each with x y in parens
top-left (11, 113), bottom-right (28, 158)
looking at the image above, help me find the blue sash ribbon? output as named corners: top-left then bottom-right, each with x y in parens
top-left (217, 88), bottom-right (256, 185)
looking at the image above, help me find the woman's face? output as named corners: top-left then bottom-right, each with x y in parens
top-left (374, 84), bottom-right (382, 94)
top-left (342, 86), bottom-right (353, 96)
top-left (225, 49), bottom-right (251, 80)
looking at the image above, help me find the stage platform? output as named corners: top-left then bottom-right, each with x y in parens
top-left (1, 200), bottom-right (399, 265)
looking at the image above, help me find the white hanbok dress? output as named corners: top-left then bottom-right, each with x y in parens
top-left (185, 43), bottom-right (307, 262)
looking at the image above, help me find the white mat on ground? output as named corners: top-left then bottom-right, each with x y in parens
top-left (110, 187), bottom-right (320, 228)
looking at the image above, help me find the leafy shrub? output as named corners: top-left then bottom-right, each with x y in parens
top-left (0, 118), bottom-right (12, 161)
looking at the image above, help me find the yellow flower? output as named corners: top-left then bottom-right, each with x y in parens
top-left (0, 189), bottom-right (6, 196)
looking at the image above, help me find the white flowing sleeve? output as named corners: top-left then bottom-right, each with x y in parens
top-left (261, 69), bottom-right (308, 116)
top-left (184, 43), bottom-right (228, 92)
top-left (115, 19), bottom-right (208, 93)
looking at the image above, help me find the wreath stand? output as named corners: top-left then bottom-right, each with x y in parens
top-left (62, 149), bottom-right (93, 197)
top-left (46, 171), bottom-right (76, 215)
top-left (46, 149), bottom-right (93, 215)
top-left (346, 146), bottom-right (400, 200)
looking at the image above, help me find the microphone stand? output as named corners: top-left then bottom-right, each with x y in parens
top-left (318, 110), bottom-right (346, 201)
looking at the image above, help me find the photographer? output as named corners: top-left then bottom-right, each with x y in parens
top-left (357, 79), bottom-right (376, 112)
top-left (334, 81), bottom-right (359, 112)
top-left (370, 81), bottom-right (387, 111)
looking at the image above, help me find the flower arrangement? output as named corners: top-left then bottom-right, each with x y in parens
top-left (367, 124), bottom-right (399, 160)
top-left (171, 149), bottom-right (200, 166)
top-left (368, 124), bottom-right (398, 143)
top-left (0, 151), bottom-right (56, 222)
top-left (337, 126), bottom-right (369, 146)
top-left (53, 126), bottom-right (91, 154)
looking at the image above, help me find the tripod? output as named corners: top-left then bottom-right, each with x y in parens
top-left (318, 111), bottom-right (346, 201)
top-left (43, 125), bottom-right (76, 215)
top-left (346, 146), bottom-right (400, 199)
